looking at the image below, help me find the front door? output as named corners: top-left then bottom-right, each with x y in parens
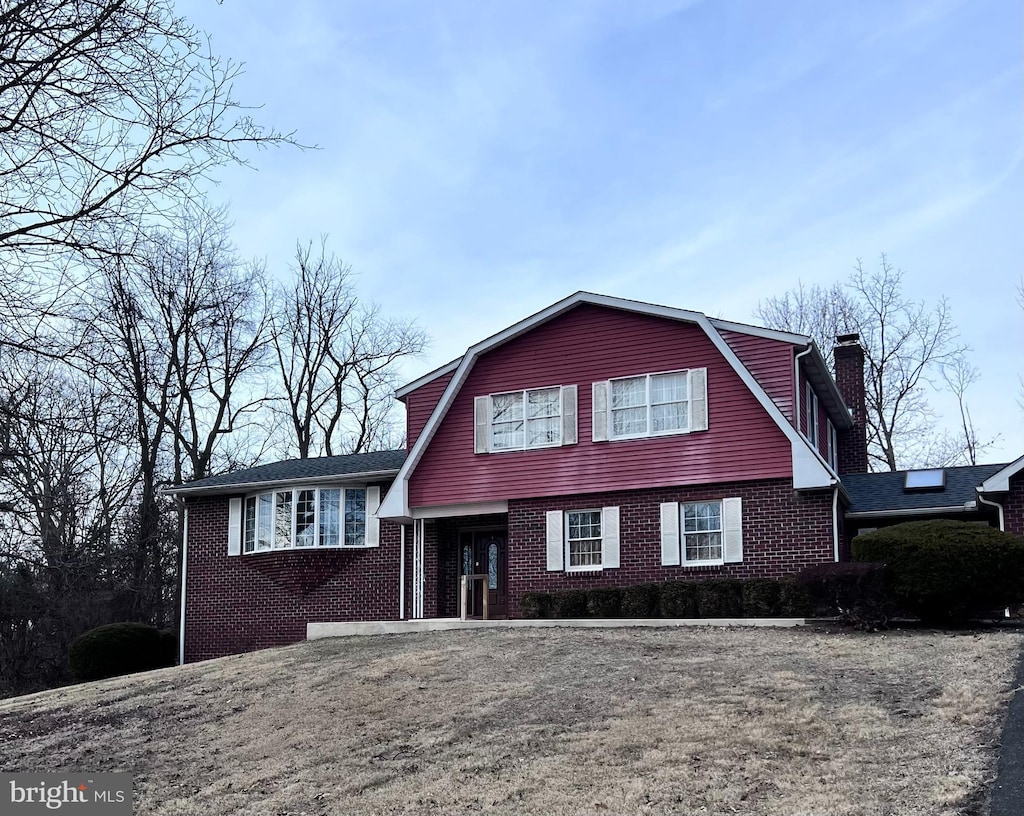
top-left (459, 530), bottom-right (508, 618)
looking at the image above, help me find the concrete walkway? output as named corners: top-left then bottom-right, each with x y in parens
top-left (990, 643), bottom-right (1024, 816)
top-left (307, 616), bottom-right (808, 639)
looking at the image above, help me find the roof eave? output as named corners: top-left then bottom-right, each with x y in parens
top-left (165, 468), bottom-right (401, 498)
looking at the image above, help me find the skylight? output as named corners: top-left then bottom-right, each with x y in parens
top-left (904, 469), bottom-right (945, 490)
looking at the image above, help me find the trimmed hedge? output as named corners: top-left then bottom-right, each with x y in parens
top-left (741, 579), bottom-right (782, 617)
top-left (696, 579), bottom-right (743, 618)
top-left (519, 592), bottom-right (550, 619)
top-left (586, 587), bottom-right (622, 617)
top-left (659, 581), bottom-right (698, 618)
top-left (853, 520), bottom-right (1024, 622)
top-left (795, 562), bottom-right (889, 629)
top-left (621, 584), bottom-right (660, 618)
top-left (549, 589), bottom-right (588, 618)
top-left (69, 623), bottom-right (177, 681)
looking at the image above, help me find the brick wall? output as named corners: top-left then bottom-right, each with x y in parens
top-left (504, 479), bottom-right (836, 617)
top-left (833, 340), bottom-right (868, 474)
top-left (183, 492), bottom-right (404, 662)
top-left (1003, 472), bottom-right (1024, 537)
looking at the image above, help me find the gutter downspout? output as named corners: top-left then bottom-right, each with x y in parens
top-left (832, 483), bottom-right (841, 562)
top-left (794, 345), bottom-right (813, 435)
top-left (179, 504), bottom-right (189, 666)
top-left (399, 524), bottom-right (407, 620)
top-left (977, 492), bottom-right (1005, 532)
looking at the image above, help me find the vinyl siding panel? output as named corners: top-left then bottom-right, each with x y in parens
top-left (409, 305), bottom-right (792, 507)
top-left (719, 330), bottom-right (796, 424)
top-left (403, 371), bottom-right (455, 449)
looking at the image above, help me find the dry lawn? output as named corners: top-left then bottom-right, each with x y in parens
top-left (0, 626), bottom-right (1021, 816)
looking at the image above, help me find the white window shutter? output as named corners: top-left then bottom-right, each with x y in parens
top-left (690, 368), bottom-right (708, 432)
top-left (592, 381), bottom-right (609, 442)
top-left (545, 510), bottom-right (564, 571)
top-left (365, 485), bottom-right (381, 547)
top-left (227, 497), bottom-right (242, 556)
top-left (601, 506), bottom-right (620, 568)
top-left (561, 385), bottom-right (578, 445)
top-left (660, 502), bottom-right (680, 566)
top-left (723, 497), bottom-right (743, 563)
top-left (474, 396), bottom-right (490, 453)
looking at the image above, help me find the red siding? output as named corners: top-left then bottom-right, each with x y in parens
top-left (183, 490), bottom-right (403, 662)
top-left (719, 330), bottom-right (796, 423)
top-left (403, 370), bottom-right (454, 448)
top-left (409, 304), bottom-right (792, 507)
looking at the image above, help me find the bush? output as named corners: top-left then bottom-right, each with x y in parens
top-left (520, 592), bottom-right (552, 619)
top-left (586, 587), bottom-right (623, 617)
top-left (853, 520), bottom-right (1024, 622)
top-left (549, 589), bottom-right (588, 618)
top-left (778, 579), bottom-right (815, 617)
top-left (695, 579), bottom-right (743, 618)
top-left (660, 581), bottom-right (698, 618)
top-left (69, 623), bottom-right (177, 681)
top-left (621, 584), bottom-right (661, 618)
top-left (741, 579), bottom-right (782, 617)
top-left (795, 562), bottom-right (889, 629)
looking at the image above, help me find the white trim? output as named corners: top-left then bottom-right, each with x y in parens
top-left (412, 520), bottom-right (425, 619)
top-left (565, 508), bottom-right (604, 572)
top-left (165, 469), bottom-right (400, 497)
top-left (977, 493), bottom-right (1006, 531)
top-left (379, 292), bottom-right (836, 519)
top-left (660, 502), bottom-right (681, 566)
top-left (708, 318), bottom-right (811, 345)
top-left (486, 385), bottom-right (565, 452)
top-left (399, 523), bottom-right (406, 620)
top-left (241, 485), bottom-right (375, 551)
top-left (607, 369), bottom-right (699, 441)
top-left (681, 499), bottom-right (726, 567)
top-left (411, 500), bottom-right (509, 519)
top-left (980, 455), bottom-right (1024, 494)
top-left (179, 505), bottom-right (188, 666)
top-left (845, 504), bottom-right (977, 519)
top-left (832, 485), bottom-right (840, 562)
top-left (227, 497), bottom-right (242, 556)
top-left (395, 357), bottom-right (463, 398)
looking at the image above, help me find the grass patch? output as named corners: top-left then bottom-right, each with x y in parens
top-left (0, 626), bottom-right (1019, 815)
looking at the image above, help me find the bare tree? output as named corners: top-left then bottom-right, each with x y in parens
top-left (756, 255), bottom-right (988, 471)
top-left (0, 0), bottom-right (292, 263)
top-left (270, 241), bottom-right (427, 458)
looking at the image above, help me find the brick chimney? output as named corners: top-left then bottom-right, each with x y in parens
top-left (833, 334), bottom-right (868, 474)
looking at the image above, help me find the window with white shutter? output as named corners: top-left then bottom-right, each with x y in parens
top-left (658, 498), bottom-right (743, 567)
top-left (475, 385), bottom-right (578, 453)
top-left (594, 368), bottom-right (708, 441)
top-left (238, 486), bottom-right (378, 552)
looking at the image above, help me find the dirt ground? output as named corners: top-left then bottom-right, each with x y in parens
top-left (0, 625), bottom-right (1021, 816)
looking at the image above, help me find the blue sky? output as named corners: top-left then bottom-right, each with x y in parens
top-left (180, 0), bottom-right (1022, 459)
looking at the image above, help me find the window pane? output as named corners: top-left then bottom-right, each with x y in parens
top-left (685, 532), bottom-right (722, 562)
top-left (244, 497), bottom-right (256, 553)
top-left (344, 488), bottom-right (366, 547)
top-left (491, 392), bottom-right (524, 422)
top-left (652, 402), bottom-right (688, 433)
top-left (611, 377), bottom-right (645, 409)
top-left (488, 541), bottom-right (498, 589)
top-left (295, 489), bottom-right (316, 547)
top-left (492, 420), bottom-right (525, 449)
top-left (319, 489), bottom-right (340, 546)
top-left (462, 545), bottom-right (472, 576)
top-left (612, 406), bottom-right (646, 436)
top-left (275, 492), bottom-right (292, 549)
top-left (527, 388), bottom-right (560, 418)
top-left (527, 416), bottom-right (560, 446)
top-left (651, 373), bottom-right (687, 404)
top-left (258, 493), bottom-right (273, 550)
top-left (567, 511), bottom-right (602, 568)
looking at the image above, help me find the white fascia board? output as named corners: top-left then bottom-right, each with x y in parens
top-left (378, 477), bottom-right (409, 521)
top-left (395, 357), bottom-right (463, 399)
top-left (411, 500), bottom-right (509, 519)
top-left (164, 469), bottom-right (400, 497)
top-left (708, 318), bottom-right (811, 346)
top-left (800, 341), bottom-right (854, 430)
top-left (980, 455), bottom-right (1024, 493)
top-left (846, 505), bottom-right (975, 519)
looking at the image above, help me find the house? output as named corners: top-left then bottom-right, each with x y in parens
top-left (167, 292), bottom-right (1024, 663)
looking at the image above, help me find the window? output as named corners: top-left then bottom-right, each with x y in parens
top-left (242, 486), bottom-right (372, 553)
top-left (805, 382), bottom-right (819, 447)
top-left (659, 497), bottom-right (743, 567)
top-left (476, 385), bottom-right (577, 453)
top-left (904, 469), bottom-right (945, 490)
top-left (566, 510), bottom-right (602, 569)
top-left (682, 501), bottom-right (723, 565)
top-left (491, 387), bottom-right (561, 450)
top-left (593, 369), bottom-right (707, 442)
top-left (545, 506), bottom-right (620, 572)
top-left (827, 419), bottom-right (837, 471)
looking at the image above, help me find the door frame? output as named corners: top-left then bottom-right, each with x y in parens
top-left (458, 526), bottom-right (508, 619)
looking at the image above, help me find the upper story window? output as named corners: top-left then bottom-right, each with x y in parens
top-left (826, 419), bottom-right (837, 471)
top-left (592, 368), bottom-right (708, 442)
top-left (474, 385), bottom-right (578, 454)
top-left (805, 382), bottom-right (819, 447)
top-left (241, 486), bottom-right (372, 553)
top-left (491, 387), bottom-right (561, 450)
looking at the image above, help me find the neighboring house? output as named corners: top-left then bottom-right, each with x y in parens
top-left (168, 292), bottom-right (1024, 662)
